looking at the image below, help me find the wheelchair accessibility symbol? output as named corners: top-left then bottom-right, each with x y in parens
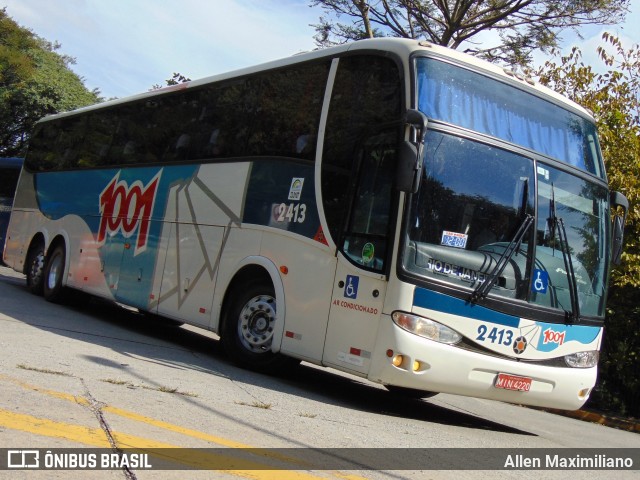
top-left (344, 275), bottom-right (359, 299)
top-left (532, 269), bottom-right (549, 294)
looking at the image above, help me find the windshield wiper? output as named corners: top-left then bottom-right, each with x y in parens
top-left (470, 214), bottom-right (534, 303)
top-left (547, 185), bottom-right (581, 323)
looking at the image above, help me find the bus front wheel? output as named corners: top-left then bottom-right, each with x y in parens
top-left (221, 282), bottom-right (290, 373)
top-left (26, 245), bottom-right (45, 295)
top-left (43, 244), bottom-right (66, 303)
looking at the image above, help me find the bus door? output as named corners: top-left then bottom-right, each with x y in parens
top-left (324, 257), bottom-right (387, 375)
top-left (322, 132), bottom-right (396, 375)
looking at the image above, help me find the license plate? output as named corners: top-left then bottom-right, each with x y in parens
top-left (494, 373), bottom-right (532, 392)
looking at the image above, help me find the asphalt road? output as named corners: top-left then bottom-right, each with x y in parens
top-left (0, 265), bottom-right (638, 479)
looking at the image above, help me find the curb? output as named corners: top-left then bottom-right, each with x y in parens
top-left (540, 407), bottom-right (640, 433)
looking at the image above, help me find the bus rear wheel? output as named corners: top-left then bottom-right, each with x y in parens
top-left (43, 244), bottom-right (67, 303)
top-left (221, 282), bottom-right (289, 373)
top-left (26, 245), bottom-right (45, 295)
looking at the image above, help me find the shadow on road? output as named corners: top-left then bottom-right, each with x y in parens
top-left (0, 269), bottom-right (535, 440)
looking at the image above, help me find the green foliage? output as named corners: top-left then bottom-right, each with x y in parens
top-left (535, 33), bottom-right (640, 289)
top-left (151, 72), bottom-right (191, 91)
top-left (0, 8), bottom-right (101, 156)
top-left (534, 34), bottom-right (640, 417)
top-left (310, 0), bottom-right (630, 67)
top-left (592, 285), bottom-right (640, 417)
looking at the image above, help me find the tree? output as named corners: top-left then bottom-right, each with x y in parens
top-left (151, 72), bottom-right (191, 91)
top-left (534, 34), bottom-right (640, 417)
top-left (310, 0), bottom-right (629, 66)
top-left (0, 8), bottom-right (101, 157)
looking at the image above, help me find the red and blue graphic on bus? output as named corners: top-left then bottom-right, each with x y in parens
top-left (33, 160), bottom-right (321, 308)
top-left (35, 165), bottom-right (197, 307)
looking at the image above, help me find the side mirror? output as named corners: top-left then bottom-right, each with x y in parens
top-left (396, 109), bottom-right (428, 193)
top-left (610, 191), bottom-right (629, 265)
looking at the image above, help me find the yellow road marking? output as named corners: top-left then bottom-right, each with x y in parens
top-left (0, 408), bottom-right (352, 479)
top-left (0, 408), bottom-right (112, 447)
top-left (0, 374), bottom-right (369, 479)
top-left (0, 374), bottom-right (307, 466)
top-left (0, 373), bottom-right (89, 405)
top-left (0, 373), bottom-right (283, 450)
top-left (103, 405), bottom-right (277, 450)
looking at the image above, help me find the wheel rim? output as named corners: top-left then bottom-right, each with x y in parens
top-left (47, 253), bottom-right (63, 290)
top-left (237, 294), bottom-right (276, 353)
top-left (29, 251), bottom-right (45, 286)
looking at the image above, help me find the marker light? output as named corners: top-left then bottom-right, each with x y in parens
top-left (392, 312), bottom-right (462, 345)
top-left (578, 388), bottom-right (592, 399)
top-left (564, 351), bottom-right (599, 368)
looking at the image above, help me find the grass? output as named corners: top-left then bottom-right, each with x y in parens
top-left (298, 412), bottom-right (317, 418)
top-left (235, 400), bottom-right (273, 410)
top-left (17, 363), bottom-right (73, 377)
top-left (100, 378), bottom-right (198, 397)
top-left (101, 378), bottom-right (135, 387)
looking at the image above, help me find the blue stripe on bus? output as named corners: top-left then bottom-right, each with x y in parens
top-left (413, 287), bottom-right (520, 328)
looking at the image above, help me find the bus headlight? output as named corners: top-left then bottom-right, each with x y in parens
top-left (564, 351), bottom-right (599, 368)
top-left (392, 311), bottom-right (462, 345)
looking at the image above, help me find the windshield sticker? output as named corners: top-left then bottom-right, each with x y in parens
top-left (532, 269), bottom-right (549, 294)
top-left (537, 166), bottom-right (550, 180)
top-left (287, 177), bottom-right (304, 200)
top-left (554, 267), bottom-right (588, 286)
top-left (441, 231), bottom-right (468, 249)
top-left (426, 258), bottom-right (486, 283)
top-left (362, 243), bottom-right (375, 265)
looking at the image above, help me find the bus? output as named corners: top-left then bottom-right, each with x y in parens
top-left (3, 38), bottom-right (628, 410)
top-left (0, 157), bottom-right (23, 261)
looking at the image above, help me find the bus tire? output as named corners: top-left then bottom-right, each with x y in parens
top-left (43, 244), bottom-right (67, 303)
top-left (385, 385), bottom-right (438, 399)
top-left (221, 281), bottom-right (289, 373)
top-left (26, 245), bottom-right (45, 296)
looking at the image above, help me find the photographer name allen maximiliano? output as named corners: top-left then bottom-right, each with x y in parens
top-left (505, 453), bottom-right (634, 469)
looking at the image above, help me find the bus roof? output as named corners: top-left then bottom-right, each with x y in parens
top-left (37, 38), bottom-right (592, 123)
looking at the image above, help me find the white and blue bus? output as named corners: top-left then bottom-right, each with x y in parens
top-left (4, 39), bottom-right (628, 410)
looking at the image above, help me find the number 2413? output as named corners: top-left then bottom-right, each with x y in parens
top-left (277, 203), bottom-right (306, 223)
top-left (476, 325), bottom-right (513, 346)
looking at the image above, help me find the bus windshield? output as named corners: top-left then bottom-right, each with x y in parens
top-left (402, 129), bottom-right (610, 319)
top-left (416, 58), bottom-right (605, 179)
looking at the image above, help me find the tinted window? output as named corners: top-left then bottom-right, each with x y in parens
top-left (26, 61), bottom-right (330, 171)
top-left (321, 55), bottom-right (402, 246)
